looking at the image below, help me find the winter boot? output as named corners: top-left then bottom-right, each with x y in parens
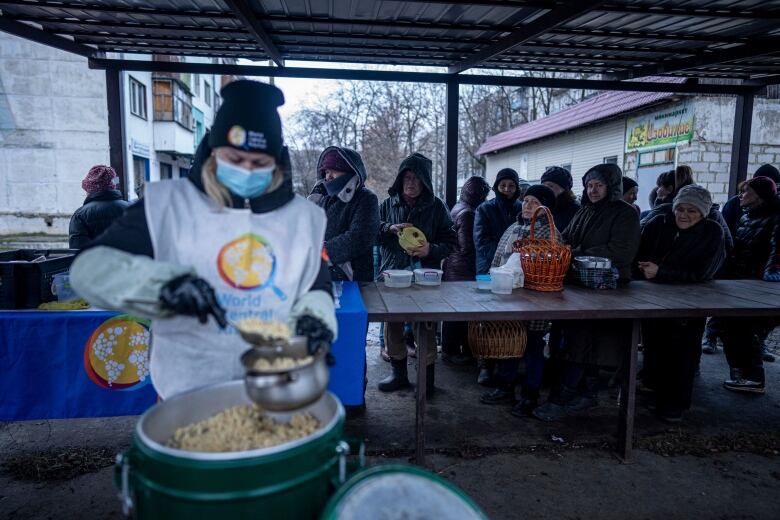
top-left (378, 358), bottom-right (410, 392)
top-left (480, 381), bottom-right (515, 405)
top-left (702, 336), bottom-right (718, 355)
top-left (532, 386), bottom-right (577, 422)
top-left (510, 388), bottom-right (539, 418)
top-left (566, 375), bottom-right (599, 412)
top-left (426, 364), bottom-right (435, 398)
top-left (477, 359), bottom-right (496, 387)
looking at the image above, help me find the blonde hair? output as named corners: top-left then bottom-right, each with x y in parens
top-left (201, 156), bottom-right (285, 209)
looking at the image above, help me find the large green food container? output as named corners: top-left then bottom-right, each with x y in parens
top-left (115, 382), bottom-right (347, 519)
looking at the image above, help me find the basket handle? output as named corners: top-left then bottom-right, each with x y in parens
top-left (528, 205), bottom-right (558, 244)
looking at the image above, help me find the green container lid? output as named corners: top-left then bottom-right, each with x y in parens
top-left (321, 464), bottom-right (488, 520)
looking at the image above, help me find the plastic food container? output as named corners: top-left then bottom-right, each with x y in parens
top-left (475, 274), bottom-right (491, 291)
top-left (489, 268), bottom-right (514, 295)
top-left (414, 268), bottom-right (443, 286)
top-left (51, 272), bottom-right (77, 302)
top-left (382, 270), bottom-right (413, 288)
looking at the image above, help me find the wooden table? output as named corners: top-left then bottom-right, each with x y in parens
top-left (360, 280), bottom-right (780, 465)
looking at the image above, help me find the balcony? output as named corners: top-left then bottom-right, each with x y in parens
top-left (153, 78), bottom-right (194, 156)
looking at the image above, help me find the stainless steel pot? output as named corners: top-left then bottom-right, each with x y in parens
top-left (240, 346), bottom-right (329, 411)
top-left (135, 380), bottom-right (343, 461)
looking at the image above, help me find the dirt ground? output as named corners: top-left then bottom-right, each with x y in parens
top-left (2, 324), bottom-right (779, 519)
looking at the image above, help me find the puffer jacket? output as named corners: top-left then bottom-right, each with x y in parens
top-left (728, 197), bottom-right (780, 279)
top-left (635, 213), bottom-right (725, 283)
top-left (308, 146), bottom-right (379, 282)
top-left (640, 201), bottom-right (733, 253)
top-left (562, 165), bottom-right (640, 280)
top-left (474, 196), bottom-right (522, 274)
top-left (69, 190), bottom-right (129, 249)
top-left (442, 176), bottom-right (490, 281)
top-left (377, 153), bottom-right (457, 273)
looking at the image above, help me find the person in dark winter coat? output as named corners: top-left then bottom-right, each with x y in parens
top-left (622, 177), bottom-right (640, 215)
top-left (307, 147), bottom-right (379, 282)
top-left (719, 177), bottom-right (780, 394)
top-left (721, 164), bottom-right (780, 237)
top-left (377, 152), bottom-right (457, 397)
top-left (655, 165), bottom-right (694, 206)
top-left (533, 163), bottom-right (640, 422)
top-left (635, 185), bottom-right (725, 422)
top-left (69, 165), bottom-right (129, 249)
top-left (541, 166), bottom-right (580, 232)
top-left (441, 176), bottom-right (491, 366)
top-left (474, 168), bottom-right (524, 274)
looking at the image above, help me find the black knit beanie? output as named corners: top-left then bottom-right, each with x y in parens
top-left (209, 80), bottom-right (285, 160)
top-left (541, 166), bottom-right (573, 191)
top-left (622, 176), bottom-right (638, 193)
top-left (524, 184), bottom-right (556, 210)
top-left (493, 168), bottom-right (520, 191)
top-left (753, 164), bottom-right (780, 185)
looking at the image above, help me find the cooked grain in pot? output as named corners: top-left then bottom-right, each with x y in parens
top-left (237, 318), bottom-right (291, 341)
top-left (167, 405), bottom-right (320, 452)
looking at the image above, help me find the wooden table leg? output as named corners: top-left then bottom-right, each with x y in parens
top-left (618, 318), bottom-right (640, 462)
top-left (415, 333), bottom-right (427, 466)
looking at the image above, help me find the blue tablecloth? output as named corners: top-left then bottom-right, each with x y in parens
top-left (0, 282), bottom-right (367, 420)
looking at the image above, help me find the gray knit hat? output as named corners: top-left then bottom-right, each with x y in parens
top-left (673, 184), bottom-right (712, 217)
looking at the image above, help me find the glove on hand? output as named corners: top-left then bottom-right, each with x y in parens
top-left (763, 269), bottom-right (780, 282)
top-left (159, 274), bottom-right (227, 328)
top-left (295, 315), bottom-right (334, 356)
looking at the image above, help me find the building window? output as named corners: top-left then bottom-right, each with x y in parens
top-left (638, 147), bottom-right (675, 167)
top-left (192, 74), bottom-right (200, 96)
top-left (132, 156), bottom-right (149, 197)
top-left (153, 78), bottom-right (193, 130)
top-left (204, 81), bottom-right (212, 107)
top-left (129, 76), bottom-right (147, 120)
top-left (603, 156), bottom-right (618, 164)
top-left (160, 162), bottom-right (173, 180)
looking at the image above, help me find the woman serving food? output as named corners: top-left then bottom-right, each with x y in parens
top-left (70, 80), bottom-right (336, 399)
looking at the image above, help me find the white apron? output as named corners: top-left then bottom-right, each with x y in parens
top-left (145, 179), bottom-right (326, 398)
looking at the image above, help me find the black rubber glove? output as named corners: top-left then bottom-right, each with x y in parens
top-left (295, 315), bottom-right (334, 359)
top-left (159, 274), bottom-right (228, 328)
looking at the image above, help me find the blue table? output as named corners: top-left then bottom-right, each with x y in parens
top-left (0, 282), bottom-right (367, 420)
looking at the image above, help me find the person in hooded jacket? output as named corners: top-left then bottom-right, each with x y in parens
top-left (541, 166), bottom-right (580, 232)
top-left (719, 177), bottom-right (780, 394)
top-left (721, 164), bottom-right (780, 238)
top-left (69, 165), bottom-right (129, 249)
top-left (533, 163), bottom-right (640, 422)
top-left (376, 152), bottom-right (457, 397)
top-left (635, 185), bottom-right (725, 422)
top-left (307, 147), bottom-right (379, 282)
top-left (441, 176), bottom-right (491, 366)
top-left (68, 81), bottom-right (337, 400)
top-left (474, 168), bottom-right (524, 275)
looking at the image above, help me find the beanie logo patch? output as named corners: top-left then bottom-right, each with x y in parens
top-left (227, 125), bottom-right (247, 147)
top-left (247, 131), bottom-right (267, 150)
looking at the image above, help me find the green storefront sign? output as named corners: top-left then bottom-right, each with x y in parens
top-left (626, 103), bottom-right (694, 152)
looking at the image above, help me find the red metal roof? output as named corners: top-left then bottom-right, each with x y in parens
top-left (477, 77), bottom-right (686, 155)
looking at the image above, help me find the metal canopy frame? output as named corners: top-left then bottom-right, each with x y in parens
top-left (1, 1), bottom-right (777, 206)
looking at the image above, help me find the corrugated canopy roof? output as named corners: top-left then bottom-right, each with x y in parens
top-left (0, 1), bottom-right (779, 80)
top-left (477, 76), bottom-right (685, 154)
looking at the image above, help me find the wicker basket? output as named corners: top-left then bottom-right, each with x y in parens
top-left (512, 206), bottom-right (572, 292)
top-left (468, 321), bottom-right (527, 359)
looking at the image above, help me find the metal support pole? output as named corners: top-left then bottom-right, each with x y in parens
top-left (105, 68), bottom-right (127, 200)
top-left (445, 80), bottom-right (459, 209)
top-left (618, 318), bottom-right (640, 462)
top-left (728, 93), bottom-right (754, 197)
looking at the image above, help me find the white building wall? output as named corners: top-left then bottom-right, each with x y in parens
top-left (484, 117), bottom-right (626, 195)
top-left (0, 33), bottom-right (109, 235)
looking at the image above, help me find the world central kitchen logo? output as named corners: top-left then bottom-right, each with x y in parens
top-left (626, 104), bottom-right (694, 152)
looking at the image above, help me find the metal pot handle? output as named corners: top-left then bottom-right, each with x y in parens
top-left (335, 438), bottom-right (366, 484)
top-left (115, 453), bottom-right (134, 517)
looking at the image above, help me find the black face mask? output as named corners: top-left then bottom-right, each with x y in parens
top-left (324, 171), bottom-right (355, 196)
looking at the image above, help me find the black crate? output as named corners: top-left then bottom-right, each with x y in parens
top-left (0, 249), bottom-right (78, 309)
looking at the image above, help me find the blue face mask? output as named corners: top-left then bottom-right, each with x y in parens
top-left (215, 157), bottom-right (275, 199)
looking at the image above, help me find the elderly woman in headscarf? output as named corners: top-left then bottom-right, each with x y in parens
top-left (480, 185), bottom-right (560, 418)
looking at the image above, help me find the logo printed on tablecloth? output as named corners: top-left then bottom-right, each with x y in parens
top-left (83, 315), bottom-right (151, 391)
top-left (216, 233), bottom-right (287, 300)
